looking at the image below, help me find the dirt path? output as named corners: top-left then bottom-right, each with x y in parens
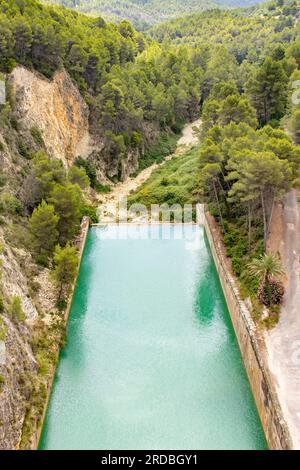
top-left (177, 118), bottom-right (202, 146)
top-left (97, 120), bottom-right (201, 223)
top-left (265, 189), bottom-right (300, 448)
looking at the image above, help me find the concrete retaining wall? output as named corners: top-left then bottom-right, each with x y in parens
top-left (201, 206), bottom-right (292, 450)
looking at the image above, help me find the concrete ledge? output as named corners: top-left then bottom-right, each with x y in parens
top-left (201, 206), bottom-right (292, 450)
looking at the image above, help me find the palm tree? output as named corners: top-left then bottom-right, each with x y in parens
top-left (248, 253), bottom-right (284, 286)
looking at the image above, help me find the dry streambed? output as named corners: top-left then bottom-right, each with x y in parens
top-left (97, 119), bottom-right (201, 223)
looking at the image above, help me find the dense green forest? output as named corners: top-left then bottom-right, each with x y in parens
top-left (130, 0), bottom-right (300, 306)
top-left (43, 0), bottom-right (261, 30)
top-left (150, 2), bottom-right (299, 55)
top-left (1, 0), bottom-right (300, 277)
top-left (0, 0), bottom-right (207, 271)
top-left (1, 0), bottom-right (300, 448)
top-left (0, 0), bottom-right (205, 172)
top-left (1, 0), bottom-right (300, 294)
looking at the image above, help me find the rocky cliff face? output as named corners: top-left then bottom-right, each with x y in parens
top-left (0, 305), bottom-right (38, 449)
top-left (9, 66), bottom-right (93, 166)
top-left (0, 128), bottom-right (53, 449)
top-left (0, 66), bottom-right (94, 449)
top-left (8, 65), bottom-right (145, 180)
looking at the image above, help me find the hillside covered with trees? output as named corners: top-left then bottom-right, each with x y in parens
top-left (1, 0), bottom-right (300, 312)
top-left (0, 0), bottom-right (205, 448)
top-left (130, 0), bottom-right (300, 307)
top-left (1, 0), bottom-right (300, 449)
top-left (43, 0), bottom-right (262, 30)
top-left (150, 2), bottom-right (300, 54)
top-left (0, 0), bottom-right (207, 178)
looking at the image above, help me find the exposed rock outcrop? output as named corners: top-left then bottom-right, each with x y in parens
top-left (0, 226), bottom-right (39, 449)
top-left (0, 314), bottom-right (37, 450)
top-left (9, 66), bottom-right (92, 166)
top-left (7, 66), bottom-right (147, 181)
top-left (0, 121), bottom-right (59, 449)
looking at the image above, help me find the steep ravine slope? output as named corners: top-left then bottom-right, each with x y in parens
top-left (0, 139), bottom-right (40, 448)
top-left (0, 66), bottom-right (97, 449)
top-left (0, 234), bottom-right (39, 449)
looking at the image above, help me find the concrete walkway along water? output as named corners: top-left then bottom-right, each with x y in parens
top-left (266, 189), bottom-right (300, 449)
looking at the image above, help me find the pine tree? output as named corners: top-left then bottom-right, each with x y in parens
top-left (68, 166), bottom-right (90, 189)
top-left (227, 151), bottom-right (293, 248)
top-left (29, 200), bottom-right (59, 260)
top-left (49, 184), bottom-right (83, 245)
top-left (246, 58), bottom-right (288, 125)
top-left (52, 244), bottom-right (78, 299)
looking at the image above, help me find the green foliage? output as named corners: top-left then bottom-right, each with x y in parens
top-left (202, 81), bottom-right (258, 132)
top-left (31, 151), bottom-right (66, 203)
top-left (248, 253), bottom-right (285, 284)
top-left (10, 295), bottom-right (25, 321)
top-left (246, 58), bottom-right (288, 125)
top-left (194, 118), bottom-right (300, 303)
top-left (0, 192), bottom-right (22, 215)
top-left (10, 116), bottom-right (19, 131)
top-left (56, 298), bottom-right (67, 311)
top-left (43, 0), bottom-right (221, 29)
top-left (68, 166), bottom-right (90, 189)
top-left (0, 317), bottom-right (7, 339)
top-left (0, 0), bottom-right (204, 172)
top-left (36, 352), bottom-right (51, 377)
top-left (248, 253), bottom-right (285, 306)
top-left (0, 173), bottom-right (6, 188)
top-left (81, 204), bottom-right (99, 224)
top-left (52, 243), bottom-right (78, 299)
top-left (258, 278), bottom-right (285, 306)
top-left (131, 131), bottom-right (141, 148)
top-left (49, 184), bottom-right (83, 245)
top-left (223, 218), bottom-right (263, 285)
top-left (151, 5), bottom-right (299, 63)
top-left (94, 182), bottom-right (111, 193)
top-left (20, 152), bottom-right (95, 260)
top-left (30, 127), bottom-right (45, 148)
top-left (135, 132), bottom-right (178, 174)
top-left (150, 3), bottom-right (300, 135)
top-left (74, 157), bottom-right (110, 192)
top-left (29, 200), bottom-right (59, 260)
top-left (198, 122), bottom-right (299, 251)
top-left (18, 316), bottom-right (66, 448)
top-left (261, 309), bottom-right (280, 329)
top-left (18, 141), bottom-right (31, 159)
top-left (129, 147), bottom-right (199, 209)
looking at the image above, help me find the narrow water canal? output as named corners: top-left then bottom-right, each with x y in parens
top-left (40, 225), bottom-right (267, 450)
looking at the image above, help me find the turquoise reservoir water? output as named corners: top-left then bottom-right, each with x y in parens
top-left (40, 225), bottom-right (266, 450)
